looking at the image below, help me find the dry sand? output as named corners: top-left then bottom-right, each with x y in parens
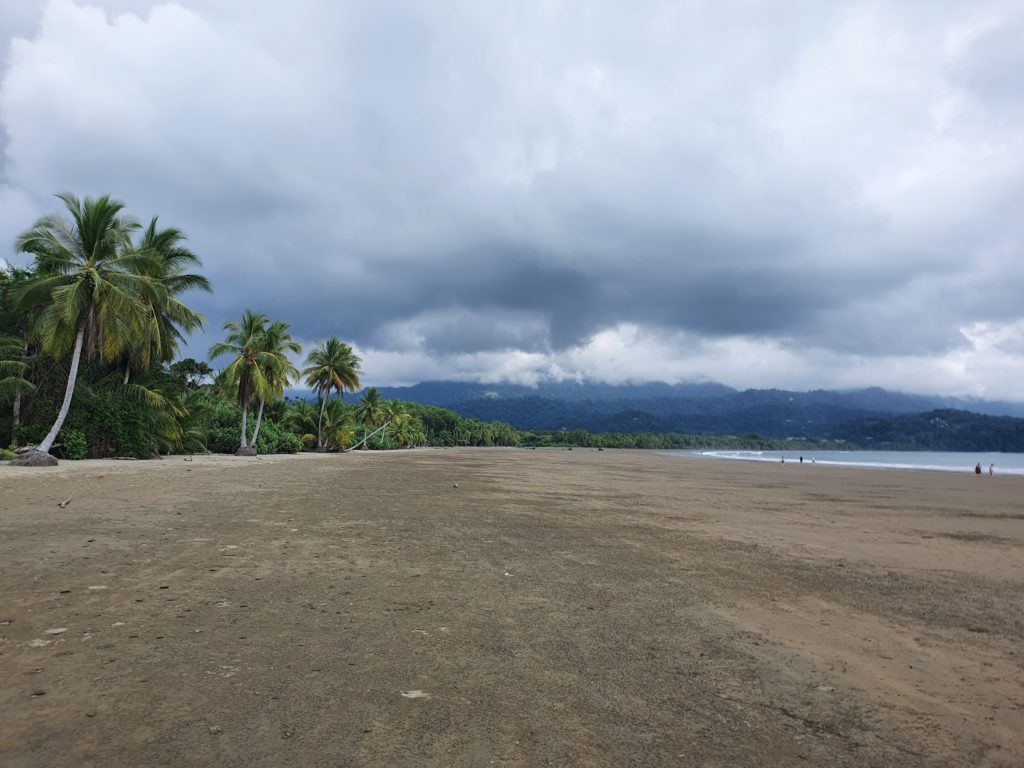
top-left (1, 448), bottom-right (1022, 767)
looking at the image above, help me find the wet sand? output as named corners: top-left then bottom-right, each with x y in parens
top-left (1, 448), bottom-right (1022, 767)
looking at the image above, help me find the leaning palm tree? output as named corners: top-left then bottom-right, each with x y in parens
top-left (247, 320), bottom-right (301, 450)
top-left (208, 310), bottom-right (273, 455)
top-left (12, 193), bottom-right (154, 465)
top-left (123, 218), bottom-right (211, 383)
top-left (301, 338), bottom-right (361, 450)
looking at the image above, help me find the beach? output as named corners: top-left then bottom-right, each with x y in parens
top-left (1, 448), bottom-right (1021, 767)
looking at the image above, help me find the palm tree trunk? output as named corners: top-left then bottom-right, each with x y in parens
top-left (249, 400), bottom-right (265, 448)
top-left (240, 402), bottom-right (249, 449)
top-left (316, 395), bottom-right (327, 448)
top-left (11, 339), bottom-right (28, 446)
top-left (38, 326), bottom-right (85, 454)
top-left (11, 393), bottom-right (21, 446)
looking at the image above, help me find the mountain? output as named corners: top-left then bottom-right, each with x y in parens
top-left (365, 379), bottom-right (737, 404)
top-left (286, 380), bottom-right (1024, 442)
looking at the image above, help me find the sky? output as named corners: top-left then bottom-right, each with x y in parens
top-left (1, 0), bottom-right (1023, 399)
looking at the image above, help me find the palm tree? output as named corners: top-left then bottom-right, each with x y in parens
top-left (381, 400), bottom-right (410, 428)
top-left (301, 338), bottom-right (361, 450)
top-left (285, 400), bottom-right (318, 438)
top-left (247, 320), bottom-right (301, 449)
top-left (208, 310), bottom-right (273, 455)
top-left (321, 398), bottom-right (356, 451)
top-left (353, 387), bottom-right (385, 449)
top-left (0, 336), bottom-right (35, 420)
top-left (123, 218), bottom-right (211, 383)
top-left (12, 193), bottom-right (155, 465)
top-left (390, 418), bottom-right (425, 448)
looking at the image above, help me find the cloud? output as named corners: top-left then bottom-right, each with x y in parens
top-left (1, 0), bottom-right (1023, 399)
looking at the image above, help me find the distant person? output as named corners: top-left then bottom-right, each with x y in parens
top-left (781, 456), bottom-right (785, 464)
top-left (799, 456), bottom-right (804, 464)
top-left (811, 457), bottom-right (816, 464)
top-left (975, 462), bottom-right (982, 475)
top-left (989, 463), bottom-right (995, 476)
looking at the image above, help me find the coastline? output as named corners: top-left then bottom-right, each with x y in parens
top-left (682, 448), bottom-right (1024, 476)
top-left (2, 448), bottom-right (1021, 766)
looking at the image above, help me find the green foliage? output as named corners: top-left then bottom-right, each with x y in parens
top-left (255, 420), bottom-right (301, 454)
top-left (834, 409), bottom-right (1024, 451)
top-left (0, 446), bottom-right (16, 460)
top-left (169, 358), bottom-right (213, 389)
top-left (192, 389), bottom-right (302, 454)
top-left (205, 426), bottom-right (241, 454)
top-left (62, 382), bottom-right (151, 458)
top-left (60, 427), bottom-right (87, 460)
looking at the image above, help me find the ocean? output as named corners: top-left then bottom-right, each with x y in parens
top-left (673, 449), bottom-right (1024, 476)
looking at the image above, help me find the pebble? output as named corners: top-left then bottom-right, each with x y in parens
top-left (44, 627), bottom-right (68, 635)
top-left (209, 725), bottom-right (222, 735)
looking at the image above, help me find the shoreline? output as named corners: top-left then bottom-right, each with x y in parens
top-left (682, 449), bottom-right (1024, 477)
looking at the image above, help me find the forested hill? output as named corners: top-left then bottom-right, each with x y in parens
top-left (835, 409), bottom-right (1024, 452)
top-left (331, 382), bottom-right (1024, 450)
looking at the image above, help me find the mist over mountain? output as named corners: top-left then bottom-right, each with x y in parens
top-left (290, 380), bottom-right (1024, 441)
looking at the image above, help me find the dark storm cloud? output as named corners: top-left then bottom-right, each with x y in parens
top-left (2, 0), bottom-right (1024, 396)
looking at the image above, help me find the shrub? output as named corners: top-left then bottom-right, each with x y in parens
top-left (255, 421), bottom-right (301, 454)
top-left (60, 428), bottom-right (87, 460)
top-left (206, 426), bottom-right (243, 454)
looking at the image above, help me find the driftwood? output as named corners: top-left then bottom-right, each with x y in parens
top-left (58, 496), bottom-right (73, 508)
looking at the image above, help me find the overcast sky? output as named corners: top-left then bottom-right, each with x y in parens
top-left (2, 1), bottom-right (1023, 398)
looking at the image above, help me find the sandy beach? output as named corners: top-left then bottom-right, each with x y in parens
top-left (1, 448), bottom-right (1021, 767)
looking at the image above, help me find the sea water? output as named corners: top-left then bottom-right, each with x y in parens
top-left (674, 449), bottom-right (1024, 476)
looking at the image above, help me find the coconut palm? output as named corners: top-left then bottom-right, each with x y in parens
top-left (301, 338), bottom-right (361, 449)
top-left (354, 386), bottom-right (383, 429)
top-left (123, 218), bottom-right (211, 383)
top-left (12, 193), bottom-right (155, 464)
top-left (352, 387), bottom-right (386, 449)
top-left (247, 320), bottom-right (301, 449)
top-left (381, 400), bottom-right (410, 428)
top-left (0, 336), bottom-right (35, 409)
top-left (285, 400), bottom-right (319, 438)
top-left (208, 310), bottom-right (273, 454)
top-left (390, 418), bottom-right (426, 448)
top-left (321, 398), bottom-right (357, 451)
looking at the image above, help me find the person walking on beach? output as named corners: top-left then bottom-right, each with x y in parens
top-left (989, 463), bottom-right (995, 476)
top-left (975, 462), bottom-right (982, 475)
